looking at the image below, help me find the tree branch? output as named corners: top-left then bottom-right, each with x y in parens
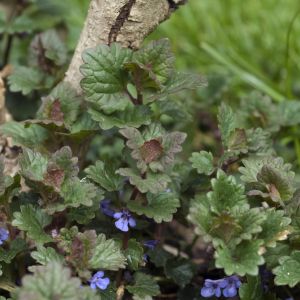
top-left (64, 0), bottom-right (185, 94)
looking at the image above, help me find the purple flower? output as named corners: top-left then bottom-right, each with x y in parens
top-left (143, 240), bottom-right (158, 250)
top-left (89, 271), bottom-right (110, 290)
top-left (100, 200), bottom-right (115, 217)
top-left (113, 210), bottom-right (136, 232)
top-left (0, 228), bottom-right (9, 245)
top-left (201, 278), bottom-right (227, 298)
top-left (223, 276), bottom-right (241, 298)
top-left (143, 253), bottom-right (148, 262)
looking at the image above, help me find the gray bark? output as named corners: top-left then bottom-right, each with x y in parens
top-left (64, 0), bottom-right (186, 94)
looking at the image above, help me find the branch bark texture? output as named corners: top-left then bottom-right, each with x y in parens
top-left (64, 0), bottom-right (186, 94)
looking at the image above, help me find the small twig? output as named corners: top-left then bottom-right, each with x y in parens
top-left (116, 284), bottom-right (125, 300)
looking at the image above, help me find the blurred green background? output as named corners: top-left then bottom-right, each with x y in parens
top-left (153, 0), bottom-right (300, 101)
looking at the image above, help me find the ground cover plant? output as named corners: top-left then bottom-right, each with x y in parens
top-left (0, 0), bottom-right (300, 299)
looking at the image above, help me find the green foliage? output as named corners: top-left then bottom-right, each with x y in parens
top-left (189, 151), bottom-right (214, 175)
top-left (32, 30), bottom-right (67, 66)
top-left (80, 43), bottom-right (133, 113)
top-left (218, 103), bottom-right (236, 147)
top-left (14, 262), bottom-right (100, 300)
top-left (124, 239), bottom-right (144, 271)
top-left (126, 272), bottom-right (160, 298)
top-left (88, 105), bottom-right (151, 130)
top-left (19, 149), bottom-right (48, 181)
top-left (89, 234), bottom-right (126, 271)
top-left (85, 160), bottom-right (123, 192)
top-left (215, 240), bottom-right (265, 276)
top-left (2, 3), bottom-right (300, 297)
top-left (0, 122), bottom-right (49, 148)
top-left (8, 66), bottom-right (45, 95)
top-left (164, 258), bottom-right (195, 288)
top-left (273, 251), bottom-right (300, 287)
top-left (31, 246), bottom-right (64, 265)
top-left (80, 38), bottom-right (204, 130)
top-left (240, 156), bottom-right (295, 204)
top-left (117, 168), bottom-right (171, 194)
top-left (239, 276), bottom-right (263, 300)
top-left (37, 82), bottom-right (82, 129)
top-left (120, 124), bottom-right (186, 173)
top-left (0, 239), bottom-right (27, 264)
top-left (127, 191), bottom-right (180, 223)
top-left (12, 205), bottom-right (52, 244)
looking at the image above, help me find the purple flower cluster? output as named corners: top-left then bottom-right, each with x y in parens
top-left (0, 228), bottom-right (9, 245)
top-left (100, 200), bottom-right (115, 217)
top-left (201, 276), bottom-right (241, 298)
top-left (89, 271), bottom-right (110, 290)
top-left (114, 210), bottom-right (136, 232)
top-left (100, 200), bottom-right (136, 232)
top-left (143, 240), bottom-right (159, 250)
top-left (143, 239), bottom-right (159, 262)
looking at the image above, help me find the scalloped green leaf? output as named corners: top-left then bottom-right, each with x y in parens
top-left (189, 195), bottom-right (264, 247)
top-left (126, 272), bottom-right (160, 298)
top-left (120, 123), bottom-right (186, 173)
top-left (273, 251), bottom-right (300, 287)
top-left (31, 246), bottom-right (64, 265)
top-left (218, 103), bottom-right (237, 147)
top-left (189, 151), bottom-right (214, 175)
top-left (124, 239), bottom-right (144, 271)
top-left (89, 234), bottom-right (126, 271)
top-left (239, 156), bottom-right (294, 184)
top-left (209, 170), bottom-right (247, 213)
top-left (14, 262), bottom-right (101, 300)
top-left (12, 205), bottom-right (52, 244)
top-left (0, 238), bottom-right (27, 264)
top-left (19, 148), bottom-right (48, 181)
top-left (85, 160), bottom-right (123, 192)
top-left (128, 191), bottom-right (180, 223)
top-left (88, 105), bottom-right (151, 130)
top-left (0, 122), bottom-right (49, 148)
top-left (8, 66), bottom-right (44, 95)
top-left (80, 43), bottom-right (133, 113)
top-left (46, 178), bottom-right (100, 213)
top-left (117, 168), bottom-right (171, 194)
top-left (147, 72), bottom-right (207, 102)
top-left (215, 240), bottom-right (265, 276)
top-left (258, 209), bottom-right (291, 247)
top-left (38, 82), bottom-right (81, 128)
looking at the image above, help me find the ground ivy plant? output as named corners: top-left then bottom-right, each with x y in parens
top-left (1, 34), bottom-right (300, 300)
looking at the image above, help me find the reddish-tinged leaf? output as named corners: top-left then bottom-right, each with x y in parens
top-left (140, 139), bottom-right (163, 163)
top-left (44, 167), bottom-right (65, 189)
top-left (49, 99), bottom-right (64, 122)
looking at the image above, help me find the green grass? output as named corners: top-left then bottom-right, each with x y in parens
top-left (151, 0), bottom-right (300, 100)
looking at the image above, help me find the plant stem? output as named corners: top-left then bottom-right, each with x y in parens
top-left (116, 180), bottom-right (141, 290)
top-left (125, 88), bottom-right (139, 105)
top-left (116, 231), bottom-right (129, 288)
top-left (2, 34), bottom-right (13, 66)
